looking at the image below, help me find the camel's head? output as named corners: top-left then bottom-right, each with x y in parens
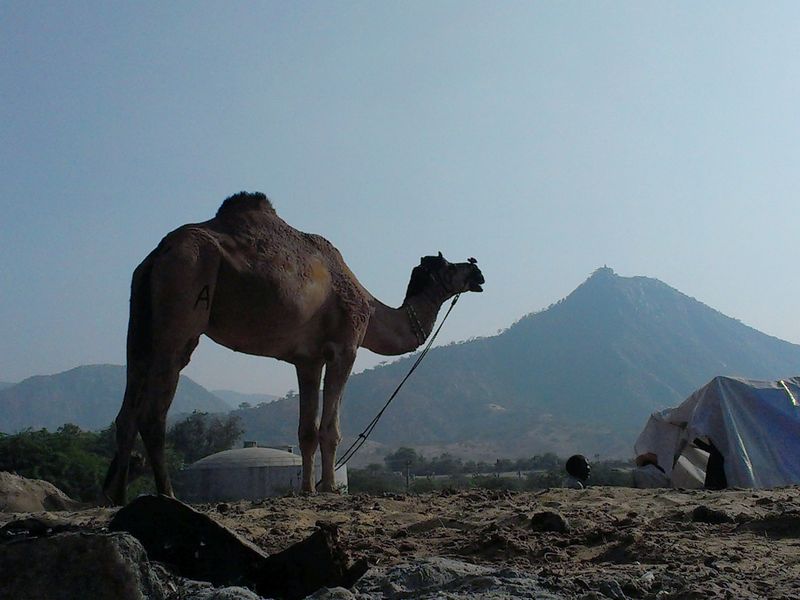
top-left (407, 252), bottom-right (485, 299)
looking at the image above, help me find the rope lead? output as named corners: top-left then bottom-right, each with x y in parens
top-left (333, 293), bottom-right (461, 471)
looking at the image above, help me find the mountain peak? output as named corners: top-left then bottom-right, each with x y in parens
top-left (589, 265), bottom-right (617, 279)
top-left (239, 268), bottom-right (800, 459)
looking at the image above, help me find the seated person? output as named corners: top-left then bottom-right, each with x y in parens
top-left (562, 454), bottom-right (591, 489)
top-left (633, 452), bottom-right (670, 488)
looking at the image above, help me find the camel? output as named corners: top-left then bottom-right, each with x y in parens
top-left (103, 192), bottom-right (484, 505)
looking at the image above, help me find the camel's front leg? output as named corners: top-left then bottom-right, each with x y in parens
top-left (296, 360), bottom-right (323, 493)
top-left (318, 343), bottom-right (357, 492)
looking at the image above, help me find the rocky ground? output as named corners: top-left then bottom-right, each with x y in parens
top-left (3, 486), bottom-right (800, 599)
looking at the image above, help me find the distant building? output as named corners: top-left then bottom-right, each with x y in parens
top-left (175, 443), bottom-right (348, 502)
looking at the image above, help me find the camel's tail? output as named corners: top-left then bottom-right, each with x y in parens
top-left (114, 251), bottom-right (158, 437)
top-left (126, 251), bottom-right (157, 373)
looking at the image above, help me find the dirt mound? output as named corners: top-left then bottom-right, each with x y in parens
top-left (2, 486), bottom-right (799, 598)
top-left (0, 471), bottom-right (81, 512)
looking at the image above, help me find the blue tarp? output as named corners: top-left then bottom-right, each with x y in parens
top-left (635, 376), bottom-right (800, 489)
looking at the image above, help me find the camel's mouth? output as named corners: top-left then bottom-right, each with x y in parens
top-left (469, 271), bottom-right (485, 292)
top-left (464, 259), bottom-right (484, 292)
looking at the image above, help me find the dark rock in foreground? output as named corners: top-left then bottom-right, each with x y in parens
top-left (316, 557), bottom-right (568, 599)
top-left (110, 494), bottom-right (366, 599)
top-left (110, 494), bottom-right (267, 588)
top-left (0, 531), bottom-right (165, 600)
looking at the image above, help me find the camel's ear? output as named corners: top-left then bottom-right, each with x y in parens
top-left (438, 251), bottom-right (443, 259)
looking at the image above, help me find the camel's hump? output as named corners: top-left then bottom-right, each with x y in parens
top-left (216, 191), bottom-right (275, 218)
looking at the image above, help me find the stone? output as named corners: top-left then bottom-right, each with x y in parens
top-left (110, 495), bottom-right (366, 600)
top-left (353, 557), bottom-right (568, 599)
top-left (0, 531), bottom-right (165, 600)
top-left (0, 471), bottom-right (82, 513)
top-left (0, 514), bottom-right (80, 540)
top-left (258, 521), bottom-right (369, 600)
top-left (305, 588), bottom-right (357, 599)
top-left (109, 494), bottom-right (267, 588)
top-left (690, 505), bottom-right (733, 524)
top-left (182, 586), bottom-right (266, 600)
top-left (530, 511), bottom-right (571, 533)
top-left (597, 579), bottom-right (627, 599)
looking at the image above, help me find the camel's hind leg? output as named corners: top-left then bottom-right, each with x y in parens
top-left (102, 362), bottom-right (147, 505)
top-left (103, 254), bottom-right (155, 505)
top-left (137, 343), bottom-right (198, 498)
top-left (103, 230), bottom-right (219, 505)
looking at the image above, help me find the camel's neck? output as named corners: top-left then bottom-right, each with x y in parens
top-left (361, 285), bottom-right (453, 356)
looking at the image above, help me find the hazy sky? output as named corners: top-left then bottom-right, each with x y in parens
top-left (3, 2), bottom-right (800, 395)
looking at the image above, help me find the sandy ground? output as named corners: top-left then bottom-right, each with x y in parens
top-left (3, 486), bottom-right (800, 599)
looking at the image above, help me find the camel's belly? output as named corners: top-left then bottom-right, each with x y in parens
top-left (204, 251), bottom-right (366, 361)
top-left (205, 326), bottom-right (322, 362)
top-left (205, 289), bottom-right (329, 361)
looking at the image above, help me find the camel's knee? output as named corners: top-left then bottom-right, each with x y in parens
top-left (114, 412), bottom-right (137, 438)
top-left (318, 423), bottom-right (341, 450)
top-left (298, 425), bottom-right (319, 453)
top-left (138, 417), bottom-right (166, 445)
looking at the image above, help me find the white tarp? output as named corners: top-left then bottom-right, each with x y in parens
top-left (634, 375), bottom-right (800, 489)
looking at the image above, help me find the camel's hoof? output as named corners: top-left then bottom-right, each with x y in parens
top-left (99, 491), bottom-right (125, 507)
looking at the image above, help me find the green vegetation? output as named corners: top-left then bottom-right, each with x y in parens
top-left (348, 447), bottom-right (633, 494)
top-left (0, 411), bottom-right (242, 502)
top-left (0, 424), bottom-right (111, 501)
top-left (348, 463), bottom-right (406, 494)
top-left (167, 411), bottom-right (244, 465)
top-left (383, 447), bottom-right (564, 476)
top-left (0, 424), bottom-right (632, 500)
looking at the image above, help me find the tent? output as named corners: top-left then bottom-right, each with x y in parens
top-left (634, 375), bottom-right (800, 489)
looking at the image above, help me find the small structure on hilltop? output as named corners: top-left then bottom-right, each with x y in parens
top-left (176, 443), bottom-right (348, 502)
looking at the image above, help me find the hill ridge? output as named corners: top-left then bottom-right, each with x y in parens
top-left (5, 269), bottom-right (799, 457)
top-left (0, 364), bottom-right (229, 433)
top-left (232, 268), bottom-right (800, 459)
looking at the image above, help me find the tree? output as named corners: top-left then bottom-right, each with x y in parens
top-left (0, 425), bottom-right (108, 501)
top-left (384, 447), bottom-right (423, 472)
top-left (428, 453), bottom-right (462, 475)
top-left (531, 453), bottom-right (561, 471)
top-left (167, 411), bottom-right (244, 465)
top-left (494, 458), bottom-right (514, 473)
top-left (348, 466), bottom-right (404, 494)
